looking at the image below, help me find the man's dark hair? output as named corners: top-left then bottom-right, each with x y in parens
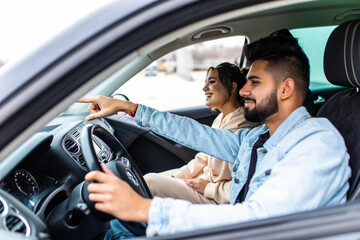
top-left (243, 29), bottom-right (310, 99)
top-left (207, 62), bottom-right (246, 105)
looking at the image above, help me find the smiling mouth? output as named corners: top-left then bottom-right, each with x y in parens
top-left (244, 98), bottom-right (255, 107)
top-left (244, 102), bottom-right (254, 108)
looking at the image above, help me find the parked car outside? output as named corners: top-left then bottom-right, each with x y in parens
top-left (144, 63), bottom-right (157, 76)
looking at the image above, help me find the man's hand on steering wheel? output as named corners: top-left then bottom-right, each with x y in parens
top-left (85, 163), bottom-right (152, 223)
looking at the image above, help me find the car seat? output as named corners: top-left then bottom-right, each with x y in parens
top-left (303, 89), bottom-right (315, 116)
top-left (316, 19), bottom-right (360, 200)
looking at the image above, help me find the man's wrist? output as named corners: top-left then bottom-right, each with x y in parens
top-left (128, 103), bottom-right (139, 117)
top-left (116, 100), bottom-right (136, 114)
top-left (136, 198), bottom-right (152, 223)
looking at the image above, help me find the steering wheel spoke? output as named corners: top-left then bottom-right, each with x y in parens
top-left (80, 123), bottom-right (151, 236)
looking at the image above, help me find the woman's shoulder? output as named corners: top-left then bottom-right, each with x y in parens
top-left (227, 107), bottom-right (246, 123)
top-left (223, 107), bottom-right (261, 130)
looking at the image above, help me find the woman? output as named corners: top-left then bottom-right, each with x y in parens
top-left (144, 62), bottom-right (259, 204)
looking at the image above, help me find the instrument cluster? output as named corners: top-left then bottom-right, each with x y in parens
top-left (0, 168), bottom-right (58, 212)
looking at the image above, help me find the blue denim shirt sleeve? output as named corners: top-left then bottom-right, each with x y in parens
top-left (135, 104), bottom-right (250, 163)
top-left (144, 108), bottom-right (350, 237)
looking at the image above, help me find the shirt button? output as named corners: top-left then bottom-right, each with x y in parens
top-left (262, 150), bottom-right (268, 154)
top-left (234, 178), bottom-right (239, 184)
top-left (233, 165), bottom-right (238, 172)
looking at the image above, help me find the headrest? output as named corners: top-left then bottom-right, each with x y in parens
top-left (324, 20), bottom-right (360, 88)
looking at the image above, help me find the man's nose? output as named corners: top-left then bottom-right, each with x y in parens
top-left (239, 81), bottom-right (251, 97)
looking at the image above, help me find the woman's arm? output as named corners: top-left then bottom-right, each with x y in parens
top-left (171, 152), bottom-right (209, 179)
top-left (204, 180), bottom-right (231, 203)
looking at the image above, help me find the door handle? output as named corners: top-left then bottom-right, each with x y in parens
top-left (314, 95), bottom-right (325, 104)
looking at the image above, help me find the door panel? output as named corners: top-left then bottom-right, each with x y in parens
top-left (140, 201), bottom-right (360, 240)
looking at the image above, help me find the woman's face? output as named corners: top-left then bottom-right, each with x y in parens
top-left (203, 69), bottom-right (229, 109)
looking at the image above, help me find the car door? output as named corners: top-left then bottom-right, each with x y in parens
top-left (138, 200), bottom-right (360, 240)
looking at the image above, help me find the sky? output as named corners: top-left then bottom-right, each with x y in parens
top-left (0, 0), bottom-right (112, 63)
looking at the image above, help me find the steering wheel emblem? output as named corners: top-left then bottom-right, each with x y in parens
top-left (125, 169), bottom-right (139, 186)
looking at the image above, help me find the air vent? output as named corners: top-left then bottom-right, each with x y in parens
top-left (64, 139), bottom-right (79, 154)
top-left (71, 129), bottom-right (80, 139)
top-left (0, 200), bottom-right (4, 214)
top-left (6, 215), bottom-right (27, 234)
top-left (78, 154), bottom-right (88, 169)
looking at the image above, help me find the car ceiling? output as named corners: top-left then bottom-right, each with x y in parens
top-left (146, 0), bottom-right (360, 61)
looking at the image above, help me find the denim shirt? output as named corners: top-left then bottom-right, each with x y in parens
top-left (135, 105), bottom-right (350, 237)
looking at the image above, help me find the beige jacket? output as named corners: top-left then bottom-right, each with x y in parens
top-left (170, 107), bottom-right (259, 204)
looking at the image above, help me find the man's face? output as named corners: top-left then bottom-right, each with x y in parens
top-left (240, 60), bottom-right (279, 122)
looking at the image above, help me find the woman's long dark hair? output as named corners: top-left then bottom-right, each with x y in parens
top-left (206, 62), bottom-right (247, 106)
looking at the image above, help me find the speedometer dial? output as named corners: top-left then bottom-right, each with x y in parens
top-left (13, 169), bottom-right (39, 196)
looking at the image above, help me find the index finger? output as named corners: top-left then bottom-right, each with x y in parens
top-left (77, 96), bottom-right (96, 103)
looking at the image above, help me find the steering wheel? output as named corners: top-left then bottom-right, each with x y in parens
top-left (80, 123), bottom-right (152, 236)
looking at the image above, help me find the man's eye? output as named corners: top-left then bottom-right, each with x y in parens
top-left (209, 80), bottom-right (216, 84)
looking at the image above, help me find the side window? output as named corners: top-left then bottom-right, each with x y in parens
top-left (116, 36), bottom-right (245, 110)
top-left (290, 26), bottom-right (337, 90)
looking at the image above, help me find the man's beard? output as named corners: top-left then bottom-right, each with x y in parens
top-left (244, 90), bottom-right (278, 122)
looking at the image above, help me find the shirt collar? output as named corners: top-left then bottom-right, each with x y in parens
top-left (263, 106), bottom-right (311, 150)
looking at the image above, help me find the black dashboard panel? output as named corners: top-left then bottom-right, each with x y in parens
top-left (0, 119), bottom-right (115, 222)
top-left (1, 168), bottom-right (59, 213)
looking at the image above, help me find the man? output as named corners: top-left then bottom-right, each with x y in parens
top-left (79, 31), bottom-right (350, 237)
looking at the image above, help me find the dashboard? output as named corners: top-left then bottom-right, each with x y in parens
top-left (0, 111), bottom-right (194, 238)
top-left (0, 118), bottom-right (115, 236)
top-left (62, 123), bottom-right (114, 171)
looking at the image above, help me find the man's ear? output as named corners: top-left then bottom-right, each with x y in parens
top-left (279, 78), bottom-right (295, 100)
